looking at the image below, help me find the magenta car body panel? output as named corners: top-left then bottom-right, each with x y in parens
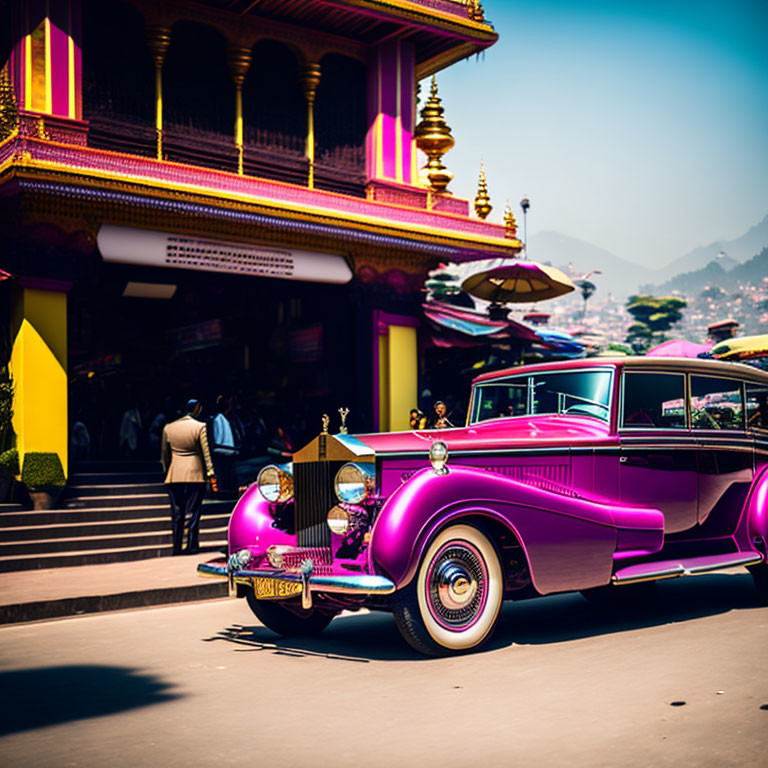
top-left (369, 465), bottom-right (664, 594)
top-left (199, 356), bottom-right (768, 651)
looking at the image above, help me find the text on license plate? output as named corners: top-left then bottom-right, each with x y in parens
top-left (253, 577), bottom-right (303, 600)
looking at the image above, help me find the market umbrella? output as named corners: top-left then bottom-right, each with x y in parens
top-left (647, 339), bottom-right (712, 358)
top-left (710, 334), bottom-right (768, 361)
top-left (461, 259), bottom-right (575, 304)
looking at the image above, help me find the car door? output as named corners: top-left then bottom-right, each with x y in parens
top-left (619, 370), bottom-right (698, 534)
top-left (691, 374), bottom-right (753, 532)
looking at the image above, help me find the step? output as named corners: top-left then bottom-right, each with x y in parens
top-left (0, 513), bottom-right (231, 541)
top-left (0, 540), bottom-right (228, 572)
top-left (62, 493), bottom-right (171, 509)
top-left (61, 483), bottom-right (167, 498)
top-left (0, 500), bottom-right (234, 527)
top-left (0, 526), bottom-right (229, 557)
top-left (0, 503), bottom-right (24, 514)
top-left (69, 472), bottom-right (164, 485)
top-left (612, 551), bottom-right (763, 585)
top-left (71, 460), bottom-right (163, 473)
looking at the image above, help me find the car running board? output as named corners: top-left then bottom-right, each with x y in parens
top-left (612, 551), bottom-right (763, 585)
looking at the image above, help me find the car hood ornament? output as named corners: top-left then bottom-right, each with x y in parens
top-left (321, 414), bottom-right (330, 434)
top-left (338, 407), bottom-right (350, 435)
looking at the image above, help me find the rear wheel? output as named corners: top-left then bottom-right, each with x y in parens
top-left (748, 563), bottom-right (768, 605)
top-left (245, 593), bottom-right (336, 636)
top-left (393, 524), bottom-right (504, 656)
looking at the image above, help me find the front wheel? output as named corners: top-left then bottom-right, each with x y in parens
top-left (245, 592), bottom-right (336, 636)
top-left (393, 524), bottom-right (504, 656)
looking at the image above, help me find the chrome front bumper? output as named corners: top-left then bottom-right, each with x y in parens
top-left (197, 557), bottom-right (396, 596)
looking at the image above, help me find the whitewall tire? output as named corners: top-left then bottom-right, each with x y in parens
top-left (393, 524), bottom-right (504, 655)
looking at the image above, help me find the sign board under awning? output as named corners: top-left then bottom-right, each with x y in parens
top-left (97, 225), bottom-right (353, 284)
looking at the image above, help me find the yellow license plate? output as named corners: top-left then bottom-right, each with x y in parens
top-left (253, 577), bottom-right (302, 600)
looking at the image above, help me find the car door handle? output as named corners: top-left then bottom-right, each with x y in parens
top-left (620, 456), bottom-right (649, 467)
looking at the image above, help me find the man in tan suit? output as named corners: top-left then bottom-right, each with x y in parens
top-left (161, 399), bottom-right (217, 555)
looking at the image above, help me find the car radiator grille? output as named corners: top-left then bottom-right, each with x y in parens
top-left (294, 460), bottom-right (345, 548)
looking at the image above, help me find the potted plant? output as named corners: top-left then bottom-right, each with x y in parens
top-left (0, 447), bottom-right (18, 502)
top-left (21, 452), bottom-right (66, 510)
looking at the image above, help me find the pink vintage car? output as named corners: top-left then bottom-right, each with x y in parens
top-left (199, 357), bottom-right (768, 655)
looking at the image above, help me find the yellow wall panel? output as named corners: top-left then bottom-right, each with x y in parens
top-left (386, 325), bottom-right (417, 432)
top-left (10, 288), bottom-right (68, 476)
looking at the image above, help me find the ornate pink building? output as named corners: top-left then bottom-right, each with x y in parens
top-left (0, 0), bottom-right (520, 474)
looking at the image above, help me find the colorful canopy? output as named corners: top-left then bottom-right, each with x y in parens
top-left (709, 334), bottom-right (768, 361)
top-left (461, 259), bottom-right (575, 304)
top-left (647, 339), bottom-right (712, 358)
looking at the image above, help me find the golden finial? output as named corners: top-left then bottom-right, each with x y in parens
top-left (474, 160), bottom-right (492, 219)
top-left (467, 0), bottom-right (486, 22)
top-left (504, 200), bottom-right (518, 240)
top-left (321, 414), bottom-right (329, 434)
top-left (414, 76), bottom-right (455, 194)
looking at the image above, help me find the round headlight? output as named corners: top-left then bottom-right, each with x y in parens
top-left (327, 506), bottom-right (351, 535)
top-left (257, 464), bottom-right (294, 503)
top-left (429, 440), bottom-right (449, 474)
top-left (334, 462), bottom-right (374, 504)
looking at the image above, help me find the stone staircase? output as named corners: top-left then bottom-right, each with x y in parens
top-left (0, 461), bottom-right (232, 573)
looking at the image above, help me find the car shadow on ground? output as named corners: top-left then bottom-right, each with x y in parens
top-left (0, 665), bottom-right (181, 736)
top-left (206, 572), bottom-right (764, 662)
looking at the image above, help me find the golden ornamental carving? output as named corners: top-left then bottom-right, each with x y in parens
top-left (474, 160), bottom-right (492, 219)
top-left (503, 200), bottom-right (518, 241)
top-left (0, 64), bottom-right (19, 141)
top-left (227, 47), bottom-right (252, 88)
top-left (144, 26), bottom-right (172, 68)
top-left (414, 76), bottom-right (454, 194)
top-left (467, 1), bottom-right (486, 22)
top-left (301, 63), bottom-right (322, 104)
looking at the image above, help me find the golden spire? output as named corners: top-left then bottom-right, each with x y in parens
top-left (503, 200), bottom-right (518, 240)
top-left (474, 160), bottom-right (492, 219)
top-left (414, 76), bottom-right (455, 193)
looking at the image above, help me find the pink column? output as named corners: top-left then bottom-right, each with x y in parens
top-left (7, 0), bottom-right (82, 120)
top-left (366, 40), bottom-right (416, 186)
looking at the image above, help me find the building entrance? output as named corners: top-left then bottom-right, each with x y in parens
top-left (67, 261), bottom-right (362, 467)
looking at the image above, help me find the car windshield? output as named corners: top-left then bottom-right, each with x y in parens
top-left (471, 369), bottom-right (613, 424)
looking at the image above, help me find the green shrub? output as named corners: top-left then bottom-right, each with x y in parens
top-left (0, 447), bottom-right (19, 476)
top-left (21, 452), bottom-right (65, 488)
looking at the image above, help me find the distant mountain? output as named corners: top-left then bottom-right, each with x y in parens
top-left (655, 214), bottom-right (768, 283)
top-left (528, 230), bottom-right (653, 299)
top-left (653, 247), bottom-right (768, 297)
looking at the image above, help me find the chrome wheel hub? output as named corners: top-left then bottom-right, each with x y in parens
top-left (426, 542), bottom-right (488, 631)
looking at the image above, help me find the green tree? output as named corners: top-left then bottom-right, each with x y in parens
top-left (625, 295), bottom-right (687, 350)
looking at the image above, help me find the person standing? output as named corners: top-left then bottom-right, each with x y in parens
top-left (161, 399), bottom-right (216, 555)
top-left (212, 394), bottom-right (238, 494)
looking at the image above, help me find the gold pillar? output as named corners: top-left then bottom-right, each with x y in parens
top-left (10, 283), bottom-right (69, 478)
top-left (228, 47), bottom-right (252, 176)
top-left (145, 26), bottom-right (172, 161)
top-left (301, 63), bottom-right (321, 189)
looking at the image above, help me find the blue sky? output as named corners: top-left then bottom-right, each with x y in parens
top-left (427, 0), bottom-right (768, 268)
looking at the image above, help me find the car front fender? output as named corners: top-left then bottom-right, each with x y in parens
top-left (228, 485), bottom-right (295, 560)
top-left (369, 465), bottom-right (663, 595)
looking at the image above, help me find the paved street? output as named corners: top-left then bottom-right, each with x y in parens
top-left (0, 570), bottom-right (766, 768)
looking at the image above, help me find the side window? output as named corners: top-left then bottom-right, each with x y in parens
top-left (746, 382), bottom-right (768, 432)
top-left (690, 376), bottom-right (744, 430)
top-left (622, 372), bottom-right (686, 429)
